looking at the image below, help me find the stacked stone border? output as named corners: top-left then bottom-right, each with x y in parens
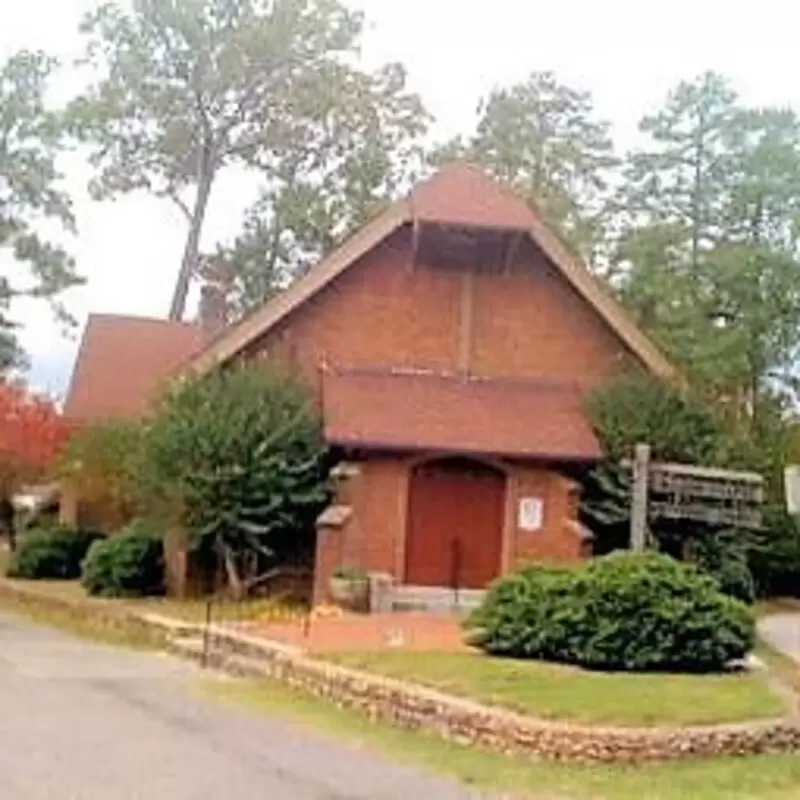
top-left (0, 578), bottom-right (197, 646)
top-left (2, 576), bottom-right (800, 763)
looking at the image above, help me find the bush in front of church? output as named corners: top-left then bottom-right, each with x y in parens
top-left (466, 551), bottom-right (754, 672)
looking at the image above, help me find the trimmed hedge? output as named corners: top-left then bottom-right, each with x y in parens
top-left (467, 552), bottom-right (755, 672)
top-left (81, 523), bottom-right (164, 597)
top-left (6, 525), bottom-right (104, 580)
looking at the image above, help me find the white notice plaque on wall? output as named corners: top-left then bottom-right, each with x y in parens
top-left (518, 497), bottom-right (543, 531)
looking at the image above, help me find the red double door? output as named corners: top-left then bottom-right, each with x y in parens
top-left (405, 458), bottom-right (505, 589)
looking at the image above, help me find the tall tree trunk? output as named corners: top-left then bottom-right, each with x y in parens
top-left (221, 544), bottom-right (245, 601)
top-left (168, 151), bottom-right (216, 321)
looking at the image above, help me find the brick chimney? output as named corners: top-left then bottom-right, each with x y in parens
top-left (198, 283), bottom-right (229, 340)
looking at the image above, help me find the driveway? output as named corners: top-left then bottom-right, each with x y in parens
top-left (0, 613), bottom-right (482, 799)
top-left (759, 613), bottom-right (800, 663)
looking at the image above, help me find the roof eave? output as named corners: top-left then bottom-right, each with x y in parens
top-left (327, 437), bottom-right (603, 463)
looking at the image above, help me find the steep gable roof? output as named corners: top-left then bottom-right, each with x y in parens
top-left (63, 314), bottom-right (203, 423)
top-left (185, 163), bottom-right (676, 380)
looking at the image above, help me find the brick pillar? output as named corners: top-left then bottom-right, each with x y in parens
top-left (313, 522), bottom-right (345, 606)
top-left (312, 461), bottom-right (361, 606)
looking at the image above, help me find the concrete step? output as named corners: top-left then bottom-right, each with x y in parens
top-left (390, 585), bottom-right (485, 613)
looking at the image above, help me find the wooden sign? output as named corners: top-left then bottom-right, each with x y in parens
top-left (647, 462), bottom-right (763, 528)
top-left (626, 445), bottom-right (764, 549)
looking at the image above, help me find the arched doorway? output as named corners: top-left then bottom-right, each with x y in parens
top-left (405, 457), bottom-right (506, 589)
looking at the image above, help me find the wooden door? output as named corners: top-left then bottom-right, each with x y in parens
top-left (405, 458), bottom-right (505, 588)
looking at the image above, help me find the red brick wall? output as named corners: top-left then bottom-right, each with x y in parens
top-left (509, 466), bottom-right (583, 566)
top-left (357, 458), bottom-right (408, 575)
top-left (471, 240), bottom-right (635, 385)
top-left (248, 228), bottom-right (461, 380)
top-left (314, 457), bottom-right (408, 604)
top-left (313, 525), bottom-right (344, 605)
top-left (246, 227), bottom-right (639, 388)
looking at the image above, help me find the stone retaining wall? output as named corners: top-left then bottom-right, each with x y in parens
top-left (0, 579), bottom-right (188, 646)
top-left (198, 627), bottom-right (800, 763)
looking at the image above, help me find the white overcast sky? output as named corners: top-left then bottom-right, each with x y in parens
top-left (3, 0), bottom-right (800, 398)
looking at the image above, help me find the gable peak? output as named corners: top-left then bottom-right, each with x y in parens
top-left (409, 162), bottom-right (538, 231)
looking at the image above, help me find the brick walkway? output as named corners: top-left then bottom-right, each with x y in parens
top-left (241, 612), bottom-right (470, 653)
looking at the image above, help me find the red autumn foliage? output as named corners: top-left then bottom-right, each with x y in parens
top-left (0, 380), bottom-right (70, 496)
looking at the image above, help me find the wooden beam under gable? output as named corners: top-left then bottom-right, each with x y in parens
top-left (502, 231), bottom-right (524, 275)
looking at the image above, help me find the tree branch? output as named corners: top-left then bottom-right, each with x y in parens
top-left (166, 190), bottom-right (193, 223)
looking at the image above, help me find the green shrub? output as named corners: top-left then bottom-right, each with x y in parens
top-left (6, 525), bottom-right (104, 580)
top-left (81, 523), bottom-right (164, 597)
top-left (141, 365), bottom-right (330, 595)
top-left (466, 565), bottom-right (580, 658)
top-left (704, 555), bottom-right (756, 605)
top-left (688, 531), bottom-right (756, 604)
top-left (467, 552), bottom-right (755, 672)
top-left (748, 509), bottom-right (800, 598)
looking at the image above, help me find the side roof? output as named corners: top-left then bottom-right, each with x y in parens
top-left (185, 163), bottom-right (676, 380)
top-left (63, 314), bottom-right (203, 423)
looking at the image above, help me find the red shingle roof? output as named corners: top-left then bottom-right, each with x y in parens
top-left (322, 368), bottom-right (602, 461)
top-left (409, 163), bottom-right (538, 230)
top-left (63, 314), bottom-right (202, 422)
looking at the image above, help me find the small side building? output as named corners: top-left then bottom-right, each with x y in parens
top-left (60, 314), bottom-right (204, 529)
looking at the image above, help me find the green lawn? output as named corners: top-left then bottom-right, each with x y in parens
top-left (0, 559), bottom-right (300, 625)
top-left (130, 594), bottom-right (303, 623)
top-left (203, 675), bottom-right (800, 800)
top-left (327, 650), bottom-right (785, 727)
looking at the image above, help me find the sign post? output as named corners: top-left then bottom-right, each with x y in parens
top-left (630, 443), bottom-right (650, 551)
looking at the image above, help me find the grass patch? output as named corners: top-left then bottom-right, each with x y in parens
top-left (326, 650), bottom-right (785, 727)
top-left (2, 576), bottom-right (88, 602)
top-left (0, 589), bottom-right (164, 650)
top-left (0, 564), bottom-right (301, 626)
top-left (128, 595), bottom-right (304, 623)
top-left (757, 641), bottom-right (800, 705)
top-left (202, 675), bottom-right (800, 800)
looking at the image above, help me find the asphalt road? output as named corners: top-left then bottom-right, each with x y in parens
top-left (759, 613), bottom-right (800, 664)
top-left (0, 613), bottom-right (482, 800)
